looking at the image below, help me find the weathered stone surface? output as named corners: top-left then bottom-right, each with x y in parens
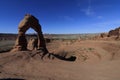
top-left (27, 38), bottom-right (38, 50)
top-left (108, 27), bottom-right (120, 37)
top-left (11, 14), bottom-right (48, 53)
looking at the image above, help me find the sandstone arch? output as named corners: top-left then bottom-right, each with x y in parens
top-left (11, 14), bottom-right (48, 53)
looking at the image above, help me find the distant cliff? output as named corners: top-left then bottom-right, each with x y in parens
top-left (108, 27), bottom-right (120, 37)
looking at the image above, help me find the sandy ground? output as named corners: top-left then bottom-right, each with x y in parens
top-left (0, 40), bottom-right (120, 80)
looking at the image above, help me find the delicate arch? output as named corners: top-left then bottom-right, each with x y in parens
top-left (11, 14), bottom-right (48, 53)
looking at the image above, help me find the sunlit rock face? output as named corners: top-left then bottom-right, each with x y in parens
top-left (11, 14), bottom-right (48, 53)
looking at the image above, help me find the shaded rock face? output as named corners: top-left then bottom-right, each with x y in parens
top-left (108, 27), bottom-right (120, 38)
top-left (11, 14), bottom-right (48, 53)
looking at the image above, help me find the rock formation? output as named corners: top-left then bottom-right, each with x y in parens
top-left (11, 14), bottom-right (48, 54)
top-left (100, 33), bottom-right (108, 38)
top-left (27, 38), bottom-right (38, 50)
top-left (108, 27), bottom-right (120, 37)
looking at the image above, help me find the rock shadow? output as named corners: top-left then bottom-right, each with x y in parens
top-left (0, 78), bottom-right (25, 80)
top-left (49, 53), bottom-right (76, 61)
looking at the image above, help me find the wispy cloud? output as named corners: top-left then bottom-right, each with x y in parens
top-left (81, 0), bottom-right (94, 16)
top-left (98, 16), bottom-right (104, 19)
top-left (80, 0), bottom-right (104, 19)
top-left (58, 15), bottom-right (74, 21)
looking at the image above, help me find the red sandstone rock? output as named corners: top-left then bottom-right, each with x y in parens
top-left (11, 14), bottom-right (48, 53)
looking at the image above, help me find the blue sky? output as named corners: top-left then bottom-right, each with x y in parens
top-left (0, 0), bottom-right (120, 34)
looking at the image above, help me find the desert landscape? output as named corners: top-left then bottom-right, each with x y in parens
top-left (1, 0), bottom-right (120, 80)
top-left (0, 26), bottom-right (120, 80)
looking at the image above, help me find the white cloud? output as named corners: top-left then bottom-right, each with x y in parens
top-left (81, 0), bottom-right (94, 16)
top-left (81, 7), bottom-right (94, 16)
